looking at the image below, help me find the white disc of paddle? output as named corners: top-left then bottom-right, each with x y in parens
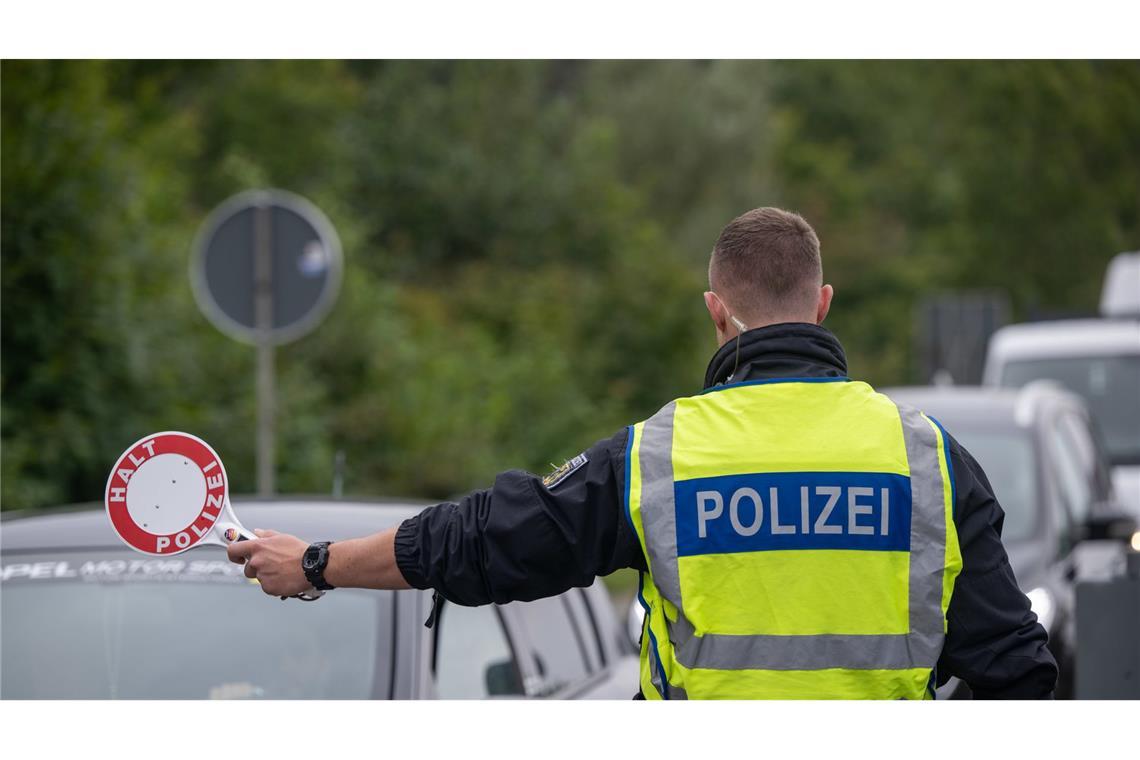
top-left (105, 431), bottom-right (251, 556)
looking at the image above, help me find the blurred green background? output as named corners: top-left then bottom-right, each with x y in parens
top-left (3, 60), bottom-right (1139, 511)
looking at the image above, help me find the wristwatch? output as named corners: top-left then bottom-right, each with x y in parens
top-left (302, 541), bottom-right (336, 591)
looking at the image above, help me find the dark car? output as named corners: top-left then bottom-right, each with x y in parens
top-left (0, 499), bottom-right (639, 700)
top-left (884, 382), bottom-right (1136, 698)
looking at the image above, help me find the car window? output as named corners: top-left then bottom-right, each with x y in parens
top-left (512, 595), bottom-right (591, 693)
top-left (1044, 422), bottom-right (1086, 552)
top-left (1000, 355), bottom-right (1140, 467)
top-left (562, 589), bottom-right (605, 671)
top-left (942, 428), bottom-right (1038, 543)
top-left (1056, 412), bottom-right (1102, 521)
top-left (1062, 410), bottom-right (1117, 505)
top-left (433, 601), bottom-right (523, 699)
top-left (0, 551), bottom-right (386, 699)
top-left (1059, 412), bottom-right (1094, 475)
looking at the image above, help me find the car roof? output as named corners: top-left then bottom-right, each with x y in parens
top-left (986, 318), bottom-right (1140, 362)
top-left (881, 384), bottom-right (1082, 431)
top-left (0, 497), bottom-right (427, 552)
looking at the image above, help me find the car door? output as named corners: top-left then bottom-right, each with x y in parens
top-left (502, 592), bottom-right (597, 698)
top-left (1040, 405), bottom-right (1096, 684)
top-left (504, 585), bottom-right (641, 699)
top-left (425, 595), bottom-right (529, 699)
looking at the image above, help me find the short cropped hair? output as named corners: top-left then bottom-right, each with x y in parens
top-left (708, 207), bottom-right (822, 323)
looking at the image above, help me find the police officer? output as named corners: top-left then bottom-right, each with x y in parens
top-left (229, 207), bottom-right (1058, 699)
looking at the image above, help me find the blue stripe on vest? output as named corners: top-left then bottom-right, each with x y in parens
top-left (927, 415), bottom-right (957, 521)
top-left (674, 472), bottom-right (912, 556)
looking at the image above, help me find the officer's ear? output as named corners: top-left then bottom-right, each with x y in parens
top-left (815, 284), bottom-right (834, 325)
top-left (704, 291), bottom-right (730, 334)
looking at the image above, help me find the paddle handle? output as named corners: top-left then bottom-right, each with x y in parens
top-left (221, 524), bottom-right (325, 602)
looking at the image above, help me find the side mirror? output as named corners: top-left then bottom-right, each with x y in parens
top-left (484, 658), bottom-right (524, 697)
top-left (1083, 507), bottom-right (1137, 542)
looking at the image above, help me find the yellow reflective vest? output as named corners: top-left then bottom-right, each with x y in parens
top-left (625, 377), bottom-right (962, 699)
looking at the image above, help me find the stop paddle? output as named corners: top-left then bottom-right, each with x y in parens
top-left (104, 431), bottom-right (323, 600)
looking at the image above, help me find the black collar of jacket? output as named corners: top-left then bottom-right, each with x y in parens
top-left (702, 322), bottom-right (849, 390)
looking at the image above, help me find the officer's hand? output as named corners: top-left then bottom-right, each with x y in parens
top-left (226, 529), bottom-right (311, 598)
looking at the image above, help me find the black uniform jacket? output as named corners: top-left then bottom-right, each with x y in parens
top-left (395, 322), bottom-right (1059, 698)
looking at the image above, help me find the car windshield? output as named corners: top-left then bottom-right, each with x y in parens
top-left (1, 551), bottom-right (389, 699)
top-left (1000, 355), bottom-right (1140, 466)
top-left (937, 427), bottom-right (1039, 543)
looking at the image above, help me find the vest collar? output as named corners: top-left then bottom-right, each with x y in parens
top-left (702, 322), bottom-right (849, 390)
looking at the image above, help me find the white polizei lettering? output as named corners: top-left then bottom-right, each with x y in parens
top-left (203, 461), bottom-right (217, 472)
top-left (696, 491), bottom-right (724, 538)
top-left (109, 487), bottom-right (126, 502)
top-left (206, 473), bottom-right (224, 490)
top-left (770, 487), bottom-right (795, 534)
top-left (206, 493), bottom-right (224, 510)
top-left (848, 487), bottom-right (875, 535)
top-left (800, 486), bottom-right (810, 533)
top-left (174, 532), bottom-right (191, 548)
top-left (141, 439), bottom-right (157, 456)
top-left (729, 487), bottom-right (764, 536)
top-left (191, 523), bottom-right (210, 539)
top-left (156, 536), bottom-right (171, 552)
top-left (128, 452), bottom-right (147, 467)
top-left (880, 488), bottom-right (890, 536)
top-left (814, 486), bottom-right (842, 534)
top-left (117, 468), bottom-right (134, 484)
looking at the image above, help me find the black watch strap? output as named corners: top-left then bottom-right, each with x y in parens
top-left (303, 541), bottom-right (336, 591)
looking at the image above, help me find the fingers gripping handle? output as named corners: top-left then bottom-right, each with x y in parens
top-left (221, 524), bottom-right (257, 543)
top-left (220, 523), bottom-right (325, 601)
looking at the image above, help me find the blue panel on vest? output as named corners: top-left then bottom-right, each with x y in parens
top-left (674, 472), bottom-right (912, 557)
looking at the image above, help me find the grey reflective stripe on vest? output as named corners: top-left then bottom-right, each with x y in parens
top-left (897, 402), bottom-right (949, 665)
top-left (637, 399), bottom-right (948, 673)
top-left (638, 401), bottom-right (683, 609)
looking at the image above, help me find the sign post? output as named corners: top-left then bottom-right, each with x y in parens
top-left (254, 203), bottom-right (275, 496)
top-left (190, 189), bottom-right (342, 496)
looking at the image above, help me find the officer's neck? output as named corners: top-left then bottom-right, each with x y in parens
top-left (702, 322), bottom-right (848, 390)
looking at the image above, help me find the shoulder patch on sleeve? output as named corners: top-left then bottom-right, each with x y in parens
top-left (542, 452), bottom-right (589, 489)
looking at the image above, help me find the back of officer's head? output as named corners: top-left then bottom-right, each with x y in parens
top-left (709, 207), bottom-right (825, 326)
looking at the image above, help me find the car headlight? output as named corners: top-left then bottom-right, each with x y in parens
top-left (1131, 531), bottom-right (1140, 553)
top-left (1026, 586), bottom-right (1056, 632)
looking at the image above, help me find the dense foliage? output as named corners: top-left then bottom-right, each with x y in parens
top-left (3, 61), bottom-right (1138, 509)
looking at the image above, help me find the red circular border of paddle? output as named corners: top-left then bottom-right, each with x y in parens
top-left (104, 432), bottom-right (229, 555)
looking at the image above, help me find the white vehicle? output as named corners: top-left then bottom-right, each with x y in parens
top-left (1100, 251), bottom-right (1140, 318)
top-left (983, 317), bottom-right (1140, 518)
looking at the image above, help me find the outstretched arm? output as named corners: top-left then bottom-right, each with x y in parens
top-left (226, 527), bottom-right (411, 597)
top-left (227, 428), bottom-right (644, 602)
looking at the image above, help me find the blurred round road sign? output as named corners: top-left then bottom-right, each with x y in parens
top-left (190, 189), bottom-right (342, 345)
top-left (104, 431), bottom-right (250, 556)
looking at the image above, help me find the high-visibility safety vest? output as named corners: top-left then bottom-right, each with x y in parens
top-left (625, 377), bottom-right (962, 699)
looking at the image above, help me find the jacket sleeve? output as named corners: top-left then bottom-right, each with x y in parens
top-left (392, 428), bottom-right (645, 606)
top-left (936, 431), bottom-right (1059, 698)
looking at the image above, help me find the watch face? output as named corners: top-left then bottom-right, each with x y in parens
top-left (303, 545), bottom-right (320, 570)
